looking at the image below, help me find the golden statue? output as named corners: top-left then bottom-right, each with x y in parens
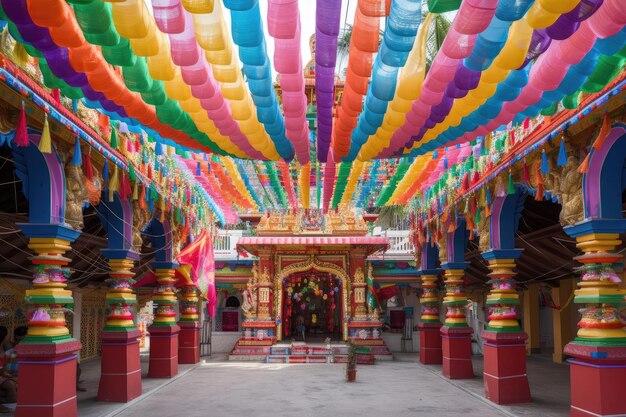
top-left (323, 213), bottom-right (333, 234)
top-left (259, 266), bottom-right (271, 284)
top-left (437, 234), bottom-right (448, 263)
top-left (304, 34), bottom-right (316, 79)
top-left (241, 264), bottom-right (259, 319)
top-left (353, 267), bottom-right (365, 283)
top-left (477, 216), bottom-right (491, 253)
top-left (65, 162), bottom-right (86, 230)
top-left (132, 201), bottom-right (150, 253)
top-left (555, 155), bottom-right (584, 226)
top-left (292, 210), bottom-right (303, 234)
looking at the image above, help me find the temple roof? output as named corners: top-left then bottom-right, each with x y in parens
top-left (236, 236), bottom-right (389, 257)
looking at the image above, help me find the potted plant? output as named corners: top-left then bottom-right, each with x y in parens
top-left (346, 342), bottom-right (357, 382)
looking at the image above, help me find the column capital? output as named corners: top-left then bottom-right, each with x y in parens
top-left (564, 219), bottom-right (626, 238)
top-left (481, 248), bottom-right (523, 261)
top-left (152, 261), bottom-right (179, 270)
top-left (101, 248), bottom-right (140, 262)
top-left (18, 223), bottom-right (80, 242)
top-left (441, 262), bottom-right (469, 271)
top-left (417, 269), bottom-right (442, 276)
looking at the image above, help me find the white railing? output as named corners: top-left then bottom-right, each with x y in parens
top-left (369, 229), bottom-right (414, 260)
top-left (214, 230), bottom-right (245, 260)
top-left (214, 229), bottom-right (414, 261)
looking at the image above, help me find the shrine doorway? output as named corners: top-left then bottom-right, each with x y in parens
top-left (275, 258), bottom-right (350, 341)
top-left (281, 272), bottom-right (342, 342)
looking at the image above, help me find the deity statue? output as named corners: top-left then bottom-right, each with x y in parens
top-left (65, 161), bottom-right (86, 230)
top-left (304, 34), bottom-right (316, 79)
top-left (323, 213), bottom-right (333, 234)
top-left (241, 265), bottom-right (258, 319)
top-left (436, 234), bottom-right (448, 264)
top-left (292, 210), bottom-right (303, 234)
top-left (132, 201), bottom-right (150, 253)
top-left (477, 215), bottom-right (491, 253)
top-left (555, 155), bottom-right (584, 226)
top-left (259, 266), bottom-right (271, 284)
top-left (353, 267), bottom-right (365, 283)
top-left (258, 212), bottom-right (270, 229)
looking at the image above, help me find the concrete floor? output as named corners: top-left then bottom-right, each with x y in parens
top-left (1, 353), bottom-right (571, 417)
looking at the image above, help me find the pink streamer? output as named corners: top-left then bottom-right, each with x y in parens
top-left (269, 0), bottom-right (310, 164)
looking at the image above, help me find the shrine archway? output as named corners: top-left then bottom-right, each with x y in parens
top-left (275, 258), bottom-right (350, 341)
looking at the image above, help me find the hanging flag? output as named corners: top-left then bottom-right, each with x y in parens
top-left (176, 230), bottom-right (217, 317)
top-left (366, 266), bottom-right (380, 312)
top-left (377, 283), bottom-right (399, 301)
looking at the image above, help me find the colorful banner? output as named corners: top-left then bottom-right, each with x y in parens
top-left (177, 230), bottom-right (217, 317)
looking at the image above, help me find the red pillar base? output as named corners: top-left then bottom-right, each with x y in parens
top-left (441, 326), bottom-right (474, 379)
top-left (15, 338), bottom-right (81, 417)
top-left (482, 330), bottom-right (531, 404)
top-left (418, 322), bottom-right (442, 365)
top-left (148, 325), bottom-right (180, 378)
top-left (98, 329), bottom-right (142, 402)
top-left (178, 322), bottom-right (201, 365)
top-left (565, 343), bottom-right (626, 417)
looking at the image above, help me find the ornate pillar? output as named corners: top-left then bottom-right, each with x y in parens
top-left (480, 189), bottom-right (530, 404)
top-left (440, 264), bottom-right (474, 378)
top-left (348, 252), bottom-right (368, 340)
top-left (16, 224), bottom-right (82, 417)
top-left (481, 249), bottom-right (530, 404)
top-left (351, 269), bottom-right (368, 321)
top-left (98, 250), bottom-right (142, 402)
top-left (440, 220), bottom-right (473, 379)
top-left (417, 242), bottom-right (443, 365)
top-left (178, 279), bottom-right (201, 365)
top-left (241, 252), bottom-right (276, 343)
top-left (148, 262), bottom-right (180, 378)
top-left (563, 220), bottom-right (626, 417)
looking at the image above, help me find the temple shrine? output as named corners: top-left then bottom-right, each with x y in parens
top-left (0, 1), bottom-right (624, 417)
top-left (227, 210), bottom-right (392, 362)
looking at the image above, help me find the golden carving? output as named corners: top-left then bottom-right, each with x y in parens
top-left (241, 264), bottom-right (258, 319)
top-left (259, 266), bottom-right (271, 284)
top-left (533, 149), bottom-right (584, 226)
top-left (436, 234), bottom-right (448, 263)
top-left (353, 267), bottom-right (365, 283)
top-left (65, 163), bottom-right (86, 230)
top-left (256, 209), bottom-right (368, 236)
top-left (132, 201), bottom-right (150, 253)
top-left (477, 215), bottom-right (491, 253)
top-left (0, 101), bottom-right (18, 133)
top-left (552, 155), bottom-right (584, 226)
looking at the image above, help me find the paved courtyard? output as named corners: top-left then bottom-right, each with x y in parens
top-left (112, 360), bottom-right (507, 417)
top-left (0, 353), bottom-right (567, 417)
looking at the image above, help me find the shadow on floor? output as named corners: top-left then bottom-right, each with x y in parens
top-left (394, 352), bottom-right (570, 417)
